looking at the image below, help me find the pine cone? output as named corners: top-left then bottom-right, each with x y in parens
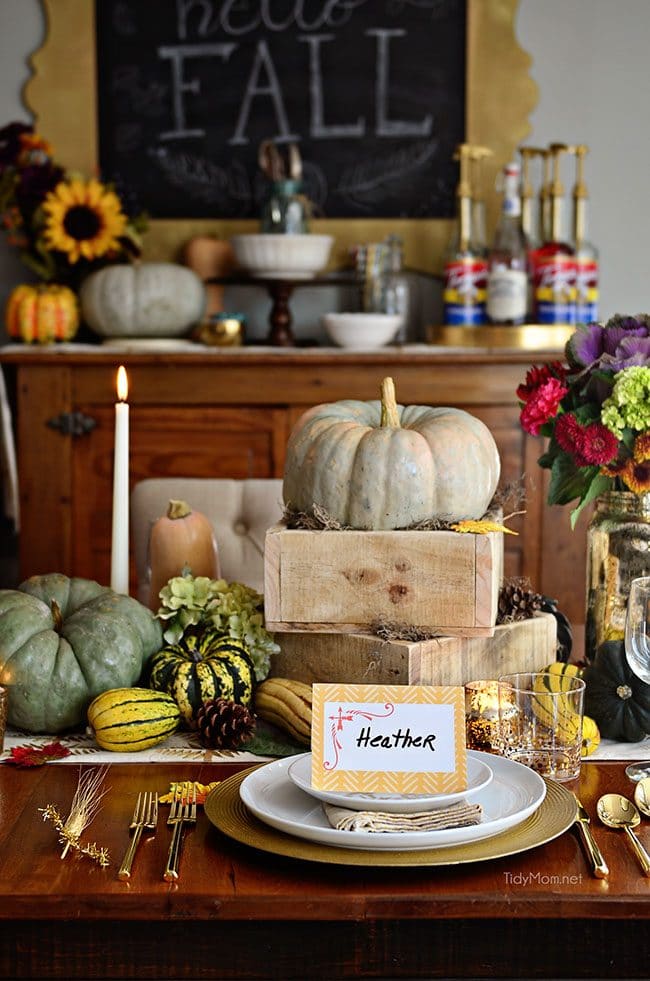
top-left (497, 578), bottom-right (544, 623)
top-left (195, 698), bottom-right (256, 750)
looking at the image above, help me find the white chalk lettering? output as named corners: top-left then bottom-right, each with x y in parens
top-left (176, 0), bottom-right (371, 39)
top-left (229, 40), bottom-right (298, 145)
top-left (158, 43), bottom-right (236, 140)
top-left (300, 34), bottom-right (364, 138)
top-left (367, 29), bottom-right (433, 137)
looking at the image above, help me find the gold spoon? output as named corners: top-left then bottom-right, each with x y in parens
top-left (597, 793), bottom-right (650, 876)
top-left (634, 777), bottom-right (650, 817)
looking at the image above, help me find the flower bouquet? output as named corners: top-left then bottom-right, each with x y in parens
top-left (0, 121), bottom-right (146, 290)
top-left (517, 314), bottom-right (650, 527)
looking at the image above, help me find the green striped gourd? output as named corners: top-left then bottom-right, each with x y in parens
top-left (147, 630), bottom-right (255, 728)
top-left (87, 688), bottom-right (180, 752)
top-left (531, 662), bottom-right (584, 740)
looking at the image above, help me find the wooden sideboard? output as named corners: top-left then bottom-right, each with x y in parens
top-left (0, 342), bottom-right (589, 626)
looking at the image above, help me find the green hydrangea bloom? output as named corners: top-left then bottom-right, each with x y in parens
top-left (156, 572), bottom-right (278, 680)
top-left (601, 366), bottom-right (650, 438)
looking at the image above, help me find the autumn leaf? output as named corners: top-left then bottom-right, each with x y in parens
top-left (3, 741), bottom-right (71, 767)
top-left (451, 519), bottom-right (518, 536)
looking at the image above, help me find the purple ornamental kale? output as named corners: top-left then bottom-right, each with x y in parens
top-left (566, 316), bottom-right (650, 372)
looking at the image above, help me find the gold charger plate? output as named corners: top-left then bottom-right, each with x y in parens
top-left (204, 766), bottom-right (577, 867)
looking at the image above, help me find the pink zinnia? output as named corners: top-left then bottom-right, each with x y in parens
top-left (519, 378), bottom-right (568, 436)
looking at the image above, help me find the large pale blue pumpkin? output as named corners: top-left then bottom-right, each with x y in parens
top-left (283, 377), bottom-right (501, 529)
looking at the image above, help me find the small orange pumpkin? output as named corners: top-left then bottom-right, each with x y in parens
top-left (5, 283), bottom-right (80, 344)
top-left (147, 499), bottom-right (220, 611)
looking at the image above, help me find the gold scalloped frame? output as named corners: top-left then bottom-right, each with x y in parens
top-left (24, 0), bottom-right (536, 275)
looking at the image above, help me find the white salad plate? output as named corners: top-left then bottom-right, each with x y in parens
top-left (287, 751), bottom-right (493, 813)
top-left (239, 751), bottom-right (546, 852)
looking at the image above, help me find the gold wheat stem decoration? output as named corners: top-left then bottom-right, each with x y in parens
top-left (40, 764), bottom-right (111, 867)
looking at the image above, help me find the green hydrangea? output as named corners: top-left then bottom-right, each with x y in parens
top-left (157, 572), bottom-right (278, 680)
top-left (601, 366), bottom-right (650, 438)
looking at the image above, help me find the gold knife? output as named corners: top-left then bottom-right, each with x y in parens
top-left (573, 794), bottom-right (609, 879)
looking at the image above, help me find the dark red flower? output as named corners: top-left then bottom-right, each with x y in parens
top-left (0, 121), bottom-right (33, 168)
top-left (516, 362), bottom-right (566, 403)
top-left (519, 378), bottom-right (568, 436)
top-left (555, 412), bottom-right (582, 456)
top-left (578, 422), bottom-right (619, 466)
top-left (16, 161), bottom-right (65, 215)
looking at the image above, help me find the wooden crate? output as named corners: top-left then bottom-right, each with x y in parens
top-left (264, 522), bottom-right (503, 637)
top-left (270, 613), bottom-right (557, 687)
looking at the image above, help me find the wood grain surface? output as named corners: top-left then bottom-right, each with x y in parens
top-left (0, 759), bottom-right (649, 978)
top-left (271, 613), bottom-right (558, 687)
top-left (264, 524), bottom-right (502, 636)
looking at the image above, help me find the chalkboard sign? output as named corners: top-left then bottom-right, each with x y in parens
top-left (95, 0), bottom-right (466, 221)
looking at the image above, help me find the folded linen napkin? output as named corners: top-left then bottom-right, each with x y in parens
top-left (323, 799), bottom-right (483, 833)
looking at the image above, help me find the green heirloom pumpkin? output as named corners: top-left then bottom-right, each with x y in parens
top-left (282, 377), bottom-right (501, 529)
top-left (148, 629), bottom-right (255, 728)
top-left (0, 574), bottom-right (163, 734)
top-left (583, 640), bottom-right (650, 742)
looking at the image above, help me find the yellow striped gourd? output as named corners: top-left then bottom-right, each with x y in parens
top-left (531, 662), bottom-right (584, 740)
top-left (147, 630), bottom-right (255, 728)
top-left (87, 687), bottom-right (181, 752)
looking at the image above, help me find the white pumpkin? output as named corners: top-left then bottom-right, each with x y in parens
top-left (80, 262), bottom-right (206, 338)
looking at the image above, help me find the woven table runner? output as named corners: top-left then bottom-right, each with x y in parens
top-left (1, 728), bottom-right (648, 766)
top-left (0, 726), bottom-right (294, 764)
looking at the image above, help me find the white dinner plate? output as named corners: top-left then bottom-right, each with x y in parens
top-left (287, 751), bottom-right (493, 813)
top-left (239, 751), bottom-right (546, 852)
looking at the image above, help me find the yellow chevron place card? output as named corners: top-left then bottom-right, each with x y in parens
top-left (310, 683), bottom-right (467, 795)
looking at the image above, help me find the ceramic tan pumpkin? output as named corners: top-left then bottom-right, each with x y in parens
top-left (282, 377), bottom-right (501, 529)
top-left (79, 261), bottom-right (205, 338)
top-left (147, 499), bottom-right (220, 611)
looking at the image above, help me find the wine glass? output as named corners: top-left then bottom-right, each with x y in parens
top-left (625, 576), bottom-right (650, 684)
top-left (624, 577), bottom-right (650, 783)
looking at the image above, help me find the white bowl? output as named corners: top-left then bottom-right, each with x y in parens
top-left (323, 312), bottom-right (403, 349)
top-left (230, 234), bottom-right (333, 279)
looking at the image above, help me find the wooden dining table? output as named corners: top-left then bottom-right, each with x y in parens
top-left (0, 757), bottom-right (649, 980)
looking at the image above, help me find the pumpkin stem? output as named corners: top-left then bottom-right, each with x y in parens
top-left (50, 599), bottom-right (63, 632)
top-left (380, 376), bottom-right (401, 429)
top-left (167, 499), bottom-right (192, 520)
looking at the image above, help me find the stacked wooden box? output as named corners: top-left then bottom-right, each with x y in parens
top-left (264, 522), bottom-right (557, 686)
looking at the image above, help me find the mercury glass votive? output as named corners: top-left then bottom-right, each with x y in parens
top-left (464, 680), bottom-right (506, 753)
top-left (0, 685), bottom-right (8, 753)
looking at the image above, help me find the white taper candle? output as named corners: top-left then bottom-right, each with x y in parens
top-left (110, 365), bottom-right (130, 594)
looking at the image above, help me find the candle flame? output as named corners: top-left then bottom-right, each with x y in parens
top-left (116, 366), bottom-right (128, 402)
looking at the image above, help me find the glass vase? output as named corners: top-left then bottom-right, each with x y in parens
top-left (260, 180), bottom-right (309, 234)
top-left (585, 491), bottom-right (650, 662)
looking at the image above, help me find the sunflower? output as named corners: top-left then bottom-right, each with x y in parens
top-left (41, 177), bottom-right (127, 263)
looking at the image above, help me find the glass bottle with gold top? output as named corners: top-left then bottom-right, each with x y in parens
top-left (571, 144), bottom-right (599, 325)
top-left (532, 143), bottom-right (577, 324)
top-left (519, 146), bottom-right (544, 321)
top-left (442, 144), bottom-right (488, 326)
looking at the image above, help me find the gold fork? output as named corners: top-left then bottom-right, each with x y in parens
top-left (118, 791), bottom-right (158, 881)
top-left (164, 782), bottom-right (197, 881)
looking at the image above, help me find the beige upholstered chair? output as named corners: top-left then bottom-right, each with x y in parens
top-left (130, 477), bottom-right (284, 603)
